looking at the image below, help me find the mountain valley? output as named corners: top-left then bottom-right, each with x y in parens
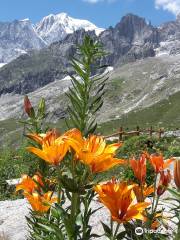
top-left (0, 12), bottom-right (180, 140)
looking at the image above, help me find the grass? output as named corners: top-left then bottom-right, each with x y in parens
top-left (98, 91), bottom-right (180, 135)
top-left (0, 118), bottom-right (23, 147)
top-left (0, 141), bottom-right (39, 200)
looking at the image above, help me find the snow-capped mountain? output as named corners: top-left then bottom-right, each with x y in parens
top-left (0, 13), bottom-right (104, 64)
top-left (35, 12), bottom-right (104, 45)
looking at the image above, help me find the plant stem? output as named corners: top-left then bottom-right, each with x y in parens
top-left (151, 174), bottom-right (158, 214)
top-left (140, 183), bottom-right (149, 218)
top-left (140, 183), bottom-right (144, 201)
top-left (110, 218), bottom-right (113, 233)
top-left (70, 192), bottom-right (79, 240)
top-left (71, 192), bottom-right (79, 221)
top-left (57, 166), bottom-right (62, 204)
top-left (153, 195), bottom-right (160, 215)
top-left (113, 223), bottom-right (120, 239)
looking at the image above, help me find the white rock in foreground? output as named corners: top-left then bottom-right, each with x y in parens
top-left (0, 199), bottom-right (29, 240)
top-left (0, 198), bottom-right (110, 240)
top-left (0, 190), bottom-right (178, 240)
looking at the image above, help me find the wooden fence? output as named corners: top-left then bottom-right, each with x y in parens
top-left (104, 126), bottom-right (165, 141)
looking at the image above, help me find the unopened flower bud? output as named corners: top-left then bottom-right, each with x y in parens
top-left (24, 95), bottom-right (35, 118)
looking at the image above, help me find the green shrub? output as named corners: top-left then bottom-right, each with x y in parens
top-left (118, 135), bottom-right (180, 158)
top-left (163, 139), bottom-right (180, 157)
top-left (116, 135), bottom-right (180, 185)
top-left (0, 141), bottom-right (38, 200)
top-left (118, 135), bottom-right (151, 158)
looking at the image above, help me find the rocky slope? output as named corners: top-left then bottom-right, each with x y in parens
top-left (0, 54), bottom-right (179, 128)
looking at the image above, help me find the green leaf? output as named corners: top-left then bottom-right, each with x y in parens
top-left (101, 222), bottom-right (112, 237)
top-left (167, 188), bottom-right (180, 199)
top-left (37, 223), bottom-right (56, 233)
top-left (116, 231), bottom-right (127, 240)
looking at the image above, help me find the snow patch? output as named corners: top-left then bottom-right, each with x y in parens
top-left (0, 63), bottom-right (6, 68)
top-left (124, 94), bottom-right (149, 114)
top-left (20, 18), bottom-right (30, 22)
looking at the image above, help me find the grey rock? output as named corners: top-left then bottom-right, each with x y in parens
top-left (0, 19), bottom-right (46, 63)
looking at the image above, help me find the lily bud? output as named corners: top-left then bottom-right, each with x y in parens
top-left (24, 95), bottom-right (35, 118)
top-left (174, 159), bottom-right (180, 190)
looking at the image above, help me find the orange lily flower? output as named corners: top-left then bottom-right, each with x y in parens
top-left (65, 130), bottom-right (125, 173)
top-left (27, 128), bottom-right (61, 145)
top-left (150, 213), bottom-right (163, 230)
top-left (27, 129), bottom-right (71, 165)
top-left (16, 173), bottom-right (43, 194)
top-left (149, 154), bottom-right (174, 173)
top-left (25, 191), bottom-right (57, 213)
top-left (157, 170), bottom-right (171, 196)
top-left (94, 180), bottom-right (150, 223)
top-left (133, 184), bottom-right (154, 202)
top-left (174, 159), bottom-right (180, 189)
top-left (130, 154), bottom-right (147, 183)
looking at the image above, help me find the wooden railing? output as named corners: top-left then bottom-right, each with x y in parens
top-left (104, 126), bottom-right (165, 141)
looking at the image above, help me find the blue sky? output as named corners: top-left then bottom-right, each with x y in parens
top-left (0, 0), bottom-right (178, 28)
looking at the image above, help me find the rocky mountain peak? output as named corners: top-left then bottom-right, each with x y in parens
top-left (115, 14), bottom-right (148, 37)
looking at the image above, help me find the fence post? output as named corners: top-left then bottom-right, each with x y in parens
top-left (119, 127), bottom-right (123, 142)
top-left (149, 126), bottom-right (153, 137)
top-left (136, 126), bottom-right (140, 136)
top-left (158, 128), bottom-right (162, 139)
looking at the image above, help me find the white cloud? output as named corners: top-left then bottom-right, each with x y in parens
top-left (155, 0), bottom-right (180, 15)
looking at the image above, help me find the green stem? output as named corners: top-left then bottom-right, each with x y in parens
top-left (153, 195), bottom-right (160, 215)
top-left (140, 183), bottom-right (149, 218)
top-left (146, 174), bottom-right (159, 229)
top-left (70, 192), bottom-right (79, 240)
top-left (57, 166), bottom-right (62, 204)
top-left (140, 183), bottom-right (144, 201)
top-left (113, 223), bottom-right (120, 239)
top-left (110, 218), bottom-right (113, 233)
top-left (71, 193), bottom-right (78, 220)
top-left (151, 174), bottom-right (158, 214)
